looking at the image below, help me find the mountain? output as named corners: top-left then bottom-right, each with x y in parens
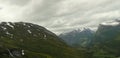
top-left (0, 22), bottom-right (85, 58)
top-left (59, 28), bottom-right (94, 48)
top-left (92, 20), bottom-right (120, 58)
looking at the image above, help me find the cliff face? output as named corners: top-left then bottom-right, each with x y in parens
top-left (95, 20), bottom-right (120, 42)
top-left (93, 20), bottom-right (120, 57)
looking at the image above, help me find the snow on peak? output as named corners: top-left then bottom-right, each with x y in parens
top-left (101, 21), bottom-right (120, 26)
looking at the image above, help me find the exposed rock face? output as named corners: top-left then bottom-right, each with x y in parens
top-left (93, 20), bottom-right (120, 57)
top-left (95, 20), bottom-right (120, 42)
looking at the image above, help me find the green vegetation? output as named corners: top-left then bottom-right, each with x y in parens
top-left (0, 22), bottom-right (85, 58)
top-left (1, 22), bottom-right (120, 58)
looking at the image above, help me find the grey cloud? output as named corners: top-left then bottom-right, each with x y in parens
top-left (0, 0), bottom-right (120, 34)
top-left (0, 0), bottom-right (30, 6)
top-left (20, 0), bottom-right (63, 21)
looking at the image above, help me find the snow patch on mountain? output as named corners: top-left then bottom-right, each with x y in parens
top-left (101, 21), bottom-right (119, 26)
top-left (6, 22), bottom-right (14, 29)
top-left (0, 22), bottom-right (57, 40)
top-left (101, 19), bottom-right (120, 26)
top-left (6, 31), bottom-right (11, 35)
top-left (28, 25), bottom-right (31, 28)
top-left (43, 34), bottom-right (47, 40)
top-left (5, 31), bottom-right (13, 38)
top-left (27, 30), bottom-right (32, 34)
top-left (23, 23), bottom-right (26, 26)
top-left (1, 26), bottom-right (6, 30)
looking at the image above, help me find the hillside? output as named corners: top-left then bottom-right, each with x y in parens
top-left (0, 22), bottom-right (85, 58)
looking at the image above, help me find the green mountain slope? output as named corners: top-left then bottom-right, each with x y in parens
top-left (0, 22), bottom-right (85, 58)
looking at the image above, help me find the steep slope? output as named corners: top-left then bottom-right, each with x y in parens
top-left (59, 28), bottom-right (94, 48)
top-left (93, 20), bottom-right (120, 58)
top-left (0, 22), bottom-right (84, 58)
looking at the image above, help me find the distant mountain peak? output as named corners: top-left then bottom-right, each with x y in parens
top-left (59, 28), bottom-right (94, 47)
top-left (61, 28), bottom-right (93, 36)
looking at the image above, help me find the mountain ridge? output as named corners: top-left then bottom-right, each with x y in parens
top-left (59, 28), bottom-right (95, 48)
top-left (0, 22), bottom-right (85, 58)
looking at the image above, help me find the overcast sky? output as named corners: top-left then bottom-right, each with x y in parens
top-left (0, 0), bottom-right (120, 34)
